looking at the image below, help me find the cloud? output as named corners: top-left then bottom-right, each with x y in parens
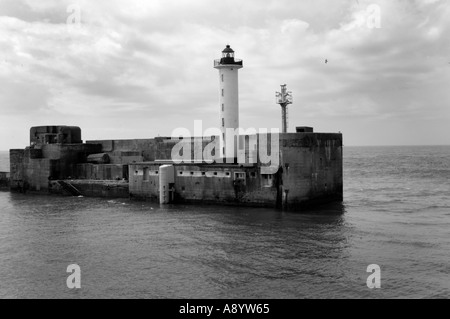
top-left (0, 0), bottom-right (449, 149)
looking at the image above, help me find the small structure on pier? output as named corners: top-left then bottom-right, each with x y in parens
top-left (275, 84), bottom-right (293, 133)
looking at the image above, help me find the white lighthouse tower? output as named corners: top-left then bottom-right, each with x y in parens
top-left (214, 45), bottom-right (243, 159)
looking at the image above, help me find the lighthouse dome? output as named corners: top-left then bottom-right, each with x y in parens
top-left (222, 45), bottom-right (234, 53)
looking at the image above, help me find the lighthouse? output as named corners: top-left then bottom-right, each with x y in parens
top-left (214, 45), bottom-right (243, 159)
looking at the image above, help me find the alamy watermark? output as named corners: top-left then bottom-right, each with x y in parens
top-left (64, 263), bottom-right (380, 290)
top-left (66, 3), bottom-right (82, 31)
top-left (66, 264), bottom-right (81, 289)
top-left (170, 120), bottom-right (280, 167)
top-left (366, 264), bottom-right (381, 289)
top-left (366, 4), bottom-right (381, 29)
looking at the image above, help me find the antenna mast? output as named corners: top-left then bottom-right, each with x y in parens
top-left (275, 84), bottom-right (293, 133)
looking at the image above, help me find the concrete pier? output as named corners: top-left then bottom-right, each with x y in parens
top-left (9, 125), bottom-right (343, 210)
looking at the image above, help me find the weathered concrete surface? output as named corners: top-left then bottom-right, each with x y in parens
top-left (30, 126), bottom-right (82, 146)
top-left (87, 153), bottom-right (110, 164)
top-left (87, 137), bottom-right (216, 163)
top-left (279, 133), bottom-right (343, 209)
top-left (76, 163), bottom-right (128, 181)
top-left (0, 172), bottom-right (10, 189)
top-left (10, 126), bottom-right (343, 210)
top-left (9, 143), bottom-right (102, 193)
top-left (128, 132), bottom-right (343, 210)
top-left (129, 163), bottom-right (278, 207)
top-left (49, 180), bottom-right (128, 198)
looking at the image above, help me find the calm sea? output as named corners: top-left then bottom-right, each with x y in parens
top-left (0, 146), bottom-right (448, 299)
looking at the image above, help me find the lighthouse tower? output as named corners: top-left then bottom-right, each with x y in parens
top-left (214, 45), bottom-right (243, 159)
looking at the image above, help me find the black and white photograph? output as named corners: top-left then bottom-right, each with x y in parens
top-left (0, 0), bottom-right (449, 304)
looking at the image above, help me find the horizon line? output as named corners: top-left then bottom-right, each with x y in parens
top-left (0, 144), bottom-right (450, 152)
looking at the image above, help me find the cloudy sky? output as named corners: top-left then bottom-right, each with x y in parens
top-left (0, 0), bottom-right (449, 150)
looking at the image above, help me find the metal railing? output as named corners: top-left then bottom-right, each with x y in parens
top-left (214, 59), bottom-right (243, 67)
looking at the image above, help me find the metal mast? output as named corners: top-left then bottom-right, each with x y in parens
top-left (275, 84), bottom-right (293, 133)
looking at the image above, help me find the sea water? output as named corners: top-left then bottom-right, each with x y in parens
top-left (0, 146), bottom-right (448, 298)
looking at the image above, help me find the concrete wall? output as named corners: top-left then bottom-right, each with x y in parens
top-left (108, 151), bottom-right (143, 165)
top-left (30, 126), bottom-right (82, 146)
top-left (76, 163), bottom-right (128, 181)
top-left (10, 143), bottom-right (102, 192)
top-left (174, 165), bottom-right (270, 205)
top-left (88, 135), bottom-right (281, 166)
top-left (24, 158), bottom-right (53, 191)
top-left (128, 164), bottom-right (160, 201)
top-left (87, 137), bottom-right (217, 163)
top-left (279, 133), bottom-right (343, 209)
top-left (0, 172), bottom-right (10, 189)
top-left (39, 143), bottom-right (101, 179)
top-left (129, 163), bottom-right (278, 207)
top-left (10, 126), bottom-right (343, 209)
top-left (9, 149), bottom-right (24, 190)
top-left (87, 139), bottom-right (162, 162)
top-left (49, 180), bottom-right (128, 198)
top-left (10, 148), bottom-right (56, 192)
top-left (128, 132), bottom-right (343, 209)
